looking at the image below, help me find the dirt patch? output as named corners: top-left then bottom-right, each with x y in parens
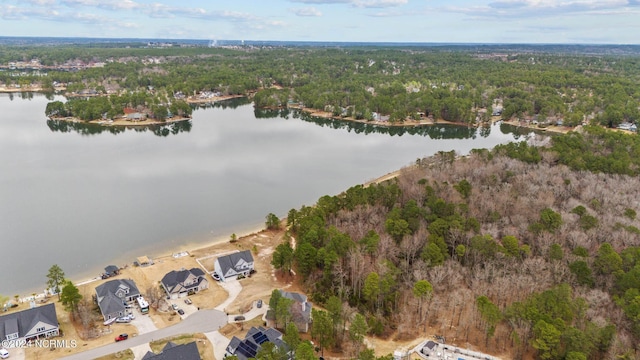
top-left (219, 317), bottom-right (266, 339)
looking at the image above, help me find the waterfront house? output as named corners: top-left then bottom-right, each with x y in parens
top-left (0, 303), bottom-right (59, 342)
top-left (161, 268), bottom-right (209, 299)
top-left (213, 250), bottom-right (254, 281)
top-left (266, 290), bottom-right (313, 332)
top-left (95, 279), bottom-right (141, 321)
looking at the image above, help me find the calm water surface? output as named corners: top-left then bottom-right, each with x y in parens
top-left (0, 93), bottom-right (531, 295)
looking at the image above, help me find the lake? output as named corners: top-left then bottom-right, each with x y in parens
top-left (0, 93), bottom-right (531, 295)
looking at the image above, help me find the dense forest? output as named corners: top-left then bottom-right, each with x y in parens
top-left (267, 126), bottom-right (640, 360)
top-left (1, 43), bottom-right (639, 127)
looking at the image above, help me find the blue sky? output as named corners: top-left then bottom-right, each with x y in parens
top-left (1, 0), bottom-right (638, 44)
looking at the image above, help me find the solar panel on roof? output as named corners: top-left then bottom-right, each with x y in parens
top-left (244, 340), bottom-right (258, 351)
top-left (237, 342), bottom-right (257, 358)
top-left (236, 346), bottom-right (254, 359)
top-left (252, 332), bottom-right (269, 344)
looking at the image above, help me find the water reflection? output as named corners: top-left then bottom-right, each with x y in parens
top-left (253, 107), bottom-right (483, 139)
top-left (191, 97), bottom-right (251, 110)
top-left (46, 118), bottom-right (192, 136)
top-left (44, 95), bottom-right (540, 141)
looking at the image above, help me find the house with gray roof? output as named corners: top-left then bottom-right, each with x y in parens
top-left (266, 290), bottom-right (313, 333)
top-left (0, 303), bottom-right (59, 342)
top-left (95, 279), bottom-right (141, 321)
top-left (142, 341), bottom-right (201, 360)
top-left (161, 267), bottom-right (209, 300)
top-left (213, 250), bottom-right (254, 281)
top-left (225, 326), bottom-right (288, 360)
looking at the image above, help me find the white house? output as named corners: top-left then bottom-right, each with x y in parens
top-left (213, 250), bottom-right (254, 281)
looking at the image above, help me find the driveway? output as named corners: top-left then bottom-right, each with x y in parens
top-left (131, 343), bottom-right (152, 360)
top-left (204, 331), bottom-right (230, 360)
top-left (59, 309), bottom-right (227, 360)
top-left (130, 307), bottom-right (157, 334)
top-left (228, 300), bottom-right (268, 323)
top-left (215, 280), bottom-right (242, 313)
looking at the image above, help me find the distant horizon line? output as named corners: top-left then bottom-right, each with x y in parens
top-left (0, 36), bottom-right (639, 47)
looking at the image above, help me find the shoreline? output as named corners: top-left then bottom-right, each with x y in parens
top-left (48, 115), bottom-right (192, 127)
top-left (13, 166), bottom-right (404, 303)
top-left (14, 221), bottom-right (266, 303)
top-left (6, 89), bottom-right (578, 135)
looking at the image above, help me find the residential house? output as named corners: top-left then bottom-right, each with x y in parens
top-left (126, 112), bottom-right (146, 121)
top-left (213, 250), bottom-right (254, 281)
top-left (95, 279), bottom-right (141, 321)
top-left (142, 341), bottom-right (201, 360)
top-left (161, 268), bottom-right (209, 299)
top-left (0, 303), bottom-right (59, 342)
top-left (266, 290), bottom-right (313, 333)
top-left (225, 326), bottom-right (288, 360)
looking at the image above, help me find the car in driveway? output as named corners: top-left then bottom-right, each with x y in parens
top-left (115, 334), bottom-right (129, 342)
top-left (256, 299), bottom-right (262, 308)
top-left (184, 298), bottom-right (192, 305)
top-left (115, 316), bottom-right (131, 323)
top-left (234, 315), bottom-right (245, 321)
top-left (177, 308), bottom-right (185, 315)
top-left (172, 303), bottom-right (178, 310)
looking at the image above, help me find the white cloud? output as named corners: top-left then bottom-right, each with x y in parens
top-left (291, 6), bottom-right (323, 16)
top-left (0, 5), bottom-right (63, 20)
top-left (61, 0), bottom-right (141, 11)
top-left (445, 0), bottom-right (636, 18)
top-left (24, 0), bottom-right (57, 5)
top-left (353, 0), bottom-right (407, 8)
top-left (289, 0), bottom-right (351, 3)
top-left (290, 0), bottom-right (406, 7)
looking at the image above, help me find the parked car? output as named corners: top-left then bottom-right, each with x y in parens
top-left (177, 308), bottom-right (185, 315)
top-left (115, 334), bottom-right (129, 342)
top-left (0, 348), bottom-right (9, 359)
top-left (256, 299), bottom-right (262, 308)
top-left (172, 303), bottom-right (178, 310)
top-left (115, 316), bottom-right (131, 323)
top-left (234, 315), bottom-right (245, 321)
top-left (184, 298), bottom-right (192, 305)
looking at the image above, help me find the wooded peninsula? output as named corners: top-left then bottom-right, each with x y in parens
top-left (2, 41), bottom-right (640, 360)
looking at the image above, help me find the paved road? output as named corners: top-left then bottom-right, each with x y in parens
top-left (60, 309), bottom-right (227, 360)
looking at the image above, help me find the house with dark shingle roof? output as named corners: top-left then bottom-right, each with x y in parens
top-left (161, 268), bottom-right (209, 300)
top-left (142, 341), bottom-right (201, 360)
top-left (225, 326), bottom-right (288, 360)
top-left (0, 303), bottom-right (59, 342)
top-left (213, 250), bottom-right (254, 281)
top-left (266, 289), bottom-right (313, 333)
top-left (95, 279), bottom-right (140, 321)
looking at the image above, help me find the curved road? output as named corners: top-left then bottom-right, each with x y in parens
top-left (60, 309), bottom-right (227, 360)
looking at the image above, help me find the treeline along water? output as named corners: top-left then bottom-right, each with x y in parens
top-left (0, 93), bottom-right (531, 295)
